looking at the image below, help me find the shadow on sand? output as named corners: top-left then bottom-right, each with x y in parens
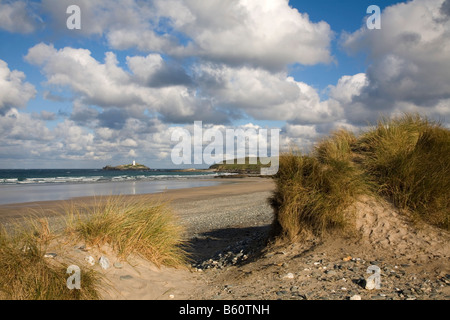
top-left (186, 225), bottom-right (271, 264)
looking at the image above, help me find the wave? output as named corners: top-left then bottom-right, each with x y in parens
top-left (0, 172), bottom-right (235, 185)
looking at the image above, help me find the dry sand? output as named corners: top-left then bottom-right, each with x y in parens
top-left (1, 177), bottom-right (449, 300)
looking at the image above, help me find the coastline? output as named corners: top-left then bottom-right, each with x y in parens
top-left (0, 176), bottom-right (449, 301)
top-left (0, 177), bottom-right (275, 224)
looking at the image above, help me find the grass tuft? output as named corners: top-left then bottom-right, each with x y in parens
top-left (65, 196), bottom-right (188, 268)
top-left (270, 130), bottom-right (367, 240)
top-left (0, 223), bottom-right (100, 300)
top-left (271, 113), bottom-right (450, 242)
top-left (357, 114), bottom-right (450, 229)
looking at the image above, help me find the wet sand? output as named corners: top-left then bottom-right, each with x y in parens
top-left (0, 177), bottom-right (275, 224)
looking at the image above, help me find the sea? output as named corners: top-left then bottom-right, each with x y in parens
top-left (0, 169), bottom-right (230, 205)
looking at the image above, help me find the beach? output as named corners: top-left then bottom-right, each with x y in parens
top-left (0, 177), bottom-right (449, 301)
top-left (0, 177), bottom-right (274, 224)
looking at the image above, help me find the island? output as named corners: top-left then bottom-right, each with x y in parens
top-left (208, 157), bottom-right (271, 174)
top-left (102, 162), bottom-right (151, 171)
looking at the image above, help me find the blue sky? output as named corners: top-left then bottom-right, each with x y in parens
top-left (0, 0), bottom-right (449, 168)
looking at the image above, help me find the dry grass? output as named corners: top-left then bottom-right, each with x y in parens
top-left (0, 196), bottom-right (188, 300)
top-left (64, 196), bottom-right (188, 268)
top-left (0, 220), bottom-right (100, 300)
top-left (271, 113), bottom-right (450, 242)
top-left (357, 114), bottom-right (450, 229)
top-left (270, 130), bottom-right (368, 241)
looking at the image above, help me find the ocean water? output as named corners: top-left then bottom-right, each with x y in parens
top-left (0, 169), bottom-right (228, 205)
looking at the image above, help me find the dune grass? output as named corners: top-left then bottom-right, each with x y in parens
top-left (357, 114), bottom-right (450, 229)
top-left (0, 196), bottom-right (188, 300)
top-left (65, 196), bottom-right (188, 268)
top-left (0, 220), bottom-right (100, 300)
top-left (270, 130), bottom-right (368, 240)
top-left (271, 113), bottom-right (450, 241)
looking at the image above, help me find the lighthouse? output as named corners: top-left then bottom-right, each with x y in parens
top-left (132, 160), bottom-right (136, 166)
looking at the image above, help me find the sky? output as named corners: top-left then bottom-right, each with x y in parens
top-left (0, 0), bottom-right (449, 169)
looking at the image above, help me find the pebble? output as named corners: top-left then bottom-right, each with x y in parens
top-left (283, 273), bottom-right (295, 279)
top-left (99, 256), bottom-right (110, 270)
top-left (343, 256), bottom-right (352, 262)
top-left (85, 255), bottom-right (96, 266)
top-left (113, 262), bottom-right (123, 269)
top-left (350, 295), bottom-right (361, 300)
top-left (44, 253), bottom-right (57, 258)
top-left (326, 270), bottom-right (337, 276)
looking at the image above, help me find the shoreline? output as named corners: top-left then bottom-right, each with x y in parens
top-left (0, 177), bottom-right (275, 225)
top-left (0, 175), bottom-right (449, 301)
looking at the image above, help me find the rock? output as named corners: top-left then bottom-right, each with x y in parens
top-left (44, 253), bottom-right (57, 258)
top-left (85, 255), bottom-right (96, 266)
top-left (120, 275), bottom-right (133, 280)
top-left (326, 270), bottom-right (337, 276)
top-left (113, 262), bottom-right (123, 269)
top-left (99, 256), bottom-right (110, 270)
top-left (79, 244), bottom-right (92, 252)
top-left (283, 273), bottom-right (295, 279)
top-left (365, 277), bottom-right (378, 290)
top-left (169, 294), bottom-right (175, 299)
top-left (343, 256), bottom-right (352, 262)
top-left (350, 295), bottom-right (361, 300)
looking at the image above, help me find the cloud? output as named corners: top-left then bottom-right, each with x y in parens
top-left (38, 110), bottom-right (56, 121)
top-left (126, 54), bottom-right (192, 88)
top-left (24, 43), bottom-right (242, 125)
top-left (0, 1), bottom-right (40, 34)
top-left (340, 0), bottom-right (450, 124)
top-left (152, 0), bottom-right (334, 70)
top-left (0, 108), bottom-right (54, 145)
top-left (194, 63), bottom-right (342, 125)
top-left (442, 0), bottom-right (450, 16)
top-left (39, 0), bottom-right (333, 71)
top-left (0, 59), bottom-right (36, 115)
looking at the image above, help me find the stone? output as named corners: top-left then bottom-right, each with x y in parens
top-left (85, 255), bottom-right (96, 266)
top-left (283, 273), bottom-right (295, 279)
top-left (120, 275), bottom-right (133, 280)
top-left (326, 270), bottom-right (337, 276)
top-left (365, 277), bottom-right (378, 290)
top-left (99, 256), bottom-right (110, 270)
top-left (350, 295), bottom-right (361, 300)
top-left (113, 262), bottom-right (123, 269)
top-left (343, 256), bottom-right (352, 262)
top-left (276, 290), bottom-right (288, 296)
top-left (44, 253), bottom-right (57, 258)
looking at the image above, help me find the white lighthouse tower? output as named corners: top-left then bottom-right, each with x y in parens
top-left (132, 160), bottom-right (136, 166)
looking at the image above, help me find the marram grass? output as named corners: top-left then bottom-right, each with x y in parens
top-left (65, 195), bottom-right (188, 268)
top-left (271, 113), bottom-right (450, 242)
top-left (0, 196), bottom-right (188, 300)
top-left (0, 222), bottom-right (100, 300)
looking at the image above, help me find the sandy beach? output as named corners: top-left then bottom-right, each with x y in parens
top-left (0, 177), bottom-right (449, 300)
